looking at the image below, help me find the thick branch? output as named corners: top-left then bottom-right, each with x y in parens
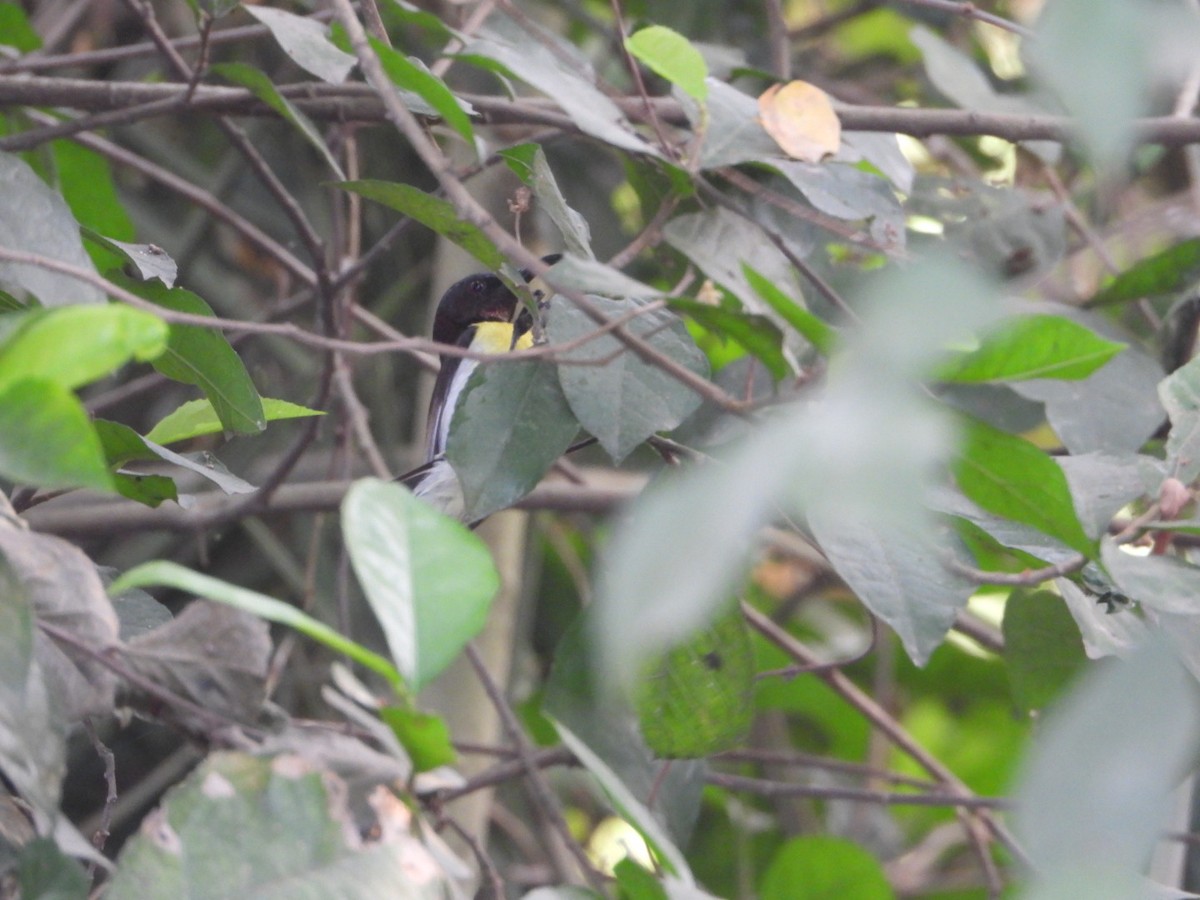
top-left (22, 478), bottom-right (638, 538)
top-left (7, 75), bottom-right (1200, 147)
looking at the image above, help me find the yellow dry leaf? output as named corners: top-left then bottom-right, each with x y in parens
top-left (758, 80), bottom-right (841, 162)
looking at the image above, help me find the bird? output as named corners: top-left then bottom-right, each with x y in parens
top-left (400, 257), bottom-right (558, 519)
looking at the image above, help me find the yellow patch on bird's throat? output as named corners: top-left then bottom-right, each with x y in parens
top-left (473, 321), bottom-right (532, 353)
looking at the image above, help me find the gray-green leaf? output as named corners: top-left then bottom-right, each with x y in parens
top-left (446, 358), bottom-right (579, 521)
top-left (0, 151), bottom-right (103, 305)
top-left (547, 296), bottom-right (708, 462)
top-left (243, 5), bottom-right (355, 84)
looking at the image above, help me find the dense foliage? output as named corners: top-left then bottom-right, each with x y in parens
top-left (2, 0), bottom-right (1200, 897)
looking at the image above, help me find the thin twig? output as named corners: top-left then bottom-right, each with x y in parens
top-left (442, 816), bottom-right (507, 898)
top-left (607, 194), bottom-right (681, 270)
top-left (82, 719), bottom-right (118, 855)
top-left (609, 0), bottom-right (678, 159)
top-left (706, 771), bottom-right (1010, 809)
top-left (39, 621), bottom-right (258, 740)
top-left (434, 747), bottom-right (577, 802)
top-left (945, 554), bottom-right (1086, 586)
top-left (331, 362), bottom-right (393, 479)
top-left (22, 109), bottom-right (315, 286)
top-left (0, 15), bottom-right (332, 75)
top-left (715, 747), bottom-right (939, 789)
top-left (464, 643), bottom-right (602, 889)
top-left (892, 0), bottom-right (1033, 38)
top-left (741, 602), bottom-right (1028, 870)
top-left (762, 0), bottom-right (792, 80)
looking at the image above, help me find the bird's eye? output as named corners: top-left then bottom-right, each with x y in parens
top-left (470, 279), bottom-right (485, 294)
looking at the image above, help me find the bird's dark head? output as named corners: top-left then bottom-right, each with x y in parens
top-left (431, 273), bottom-right (518, 347)
top-left (430, 255), bottom-right (563, 348)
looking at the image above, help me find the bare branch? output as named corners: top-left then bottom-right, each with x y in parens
top-left (7, 76), bottom-right (1200, 146)
top-left (22, 478), bottom-right (640, 538)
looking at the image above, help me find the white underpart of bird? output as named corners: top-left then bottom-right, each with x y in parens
top-left (427, 356), bottom-right (479, 461)
top-left (413, 321), bottom-right (526, 521)
top-left (412, 357), bottom-right (480, 520)
top-left (411, 455), bottom-right (467, 520)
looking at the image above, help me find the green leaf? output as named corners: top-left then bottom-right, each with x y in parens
top-left (379, 706), bottom-right (456, 773)
top-left (500, 144), bottom-right (593, 258)
top-left (338, 181), bottom-right (504, 271)
top-left (384, 1), bottom-right (452, 41)
top-left (0, 379), bottom-right (113, 491)
top-left (614, 859), bottom-right (667, 900)
top-left (595, 250), bottom-right (996, 690)
top-left (936, 315), bottom-right (1125, 383)
top-left (447, 358), bottom-right (579, 521)
top-left (105, 752), bottom-right (450, 899)
top-left (94, 418), bottom-right (155, 467)
top-left (1002, 589), bottom-right (1087, 715)
top-left (668, 299), bottom-right (788, 382)
top-left (212, 62), bottom-right (346, 179)
top-left (54, 141), bottom-right (136, 275)
top-left (341, 478), bottom-right (500, 688)
top-left (242, 5), bottom-right (356, 84)
top-left (94, 419), bottom-right (256, 496)
top-left (953, 417), bottom-right (1094, 556)
top-left (760, 836), bottom-right (892, 900)
top-left (1089, 238), bottom-right (1200, 307)
top-left (0, 150), bottom-right (105, 306)
top-left (145, 397), bottom-right (324, 446)
top-left (95, 417), bottom-right (186, 507)
top-left (625, 26), bottom-right (708, 103)
top-left (370, 37), bottom-right (475, 147)
top-left (111, 275), bottom-right (265, 435)
top-left (18, 838), bottom-right (90, 900)
top-left (0, 3), bottom-right (42, 53)
top-left (742, 263), bottom-right (836, 355)
top-left (0, 305), bottom-right (166, 394)
top-left (635, 609), bottom-right (754, 758)
top-left (108, 561), bottom-right (404, 693)
top-left (112, 472), bottom-right (179, 508)
top-left (546, 296), bottom-right (707, 462)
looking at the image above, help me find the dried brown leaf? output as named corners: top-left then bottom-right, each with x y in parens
top-left (758, 80), bottom-right (841, 162)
